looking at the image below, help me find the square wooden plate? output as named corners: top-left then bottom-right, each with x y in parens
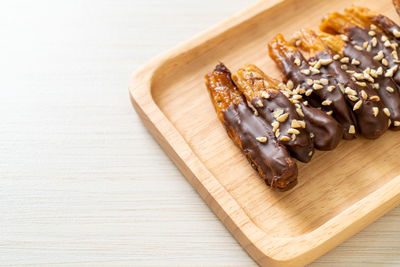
top-left (129, 0), bottom-right (400, 265)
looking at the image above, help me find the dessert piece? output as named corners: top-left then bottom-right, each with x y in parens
top-left (344, 6), bottom-right (400, 85)
top-left (232, 64), bottom-right (342, 152)
top-left (268, 34), bottom-right (357, 139)
top-left (205, 63), bottom-right (298, 190)
top-left (293, 29), bottom-right (389, 139)
top-left (232, 64), bottom-right (314, 162)
top-left (320, 14), bottom-right (400, 129)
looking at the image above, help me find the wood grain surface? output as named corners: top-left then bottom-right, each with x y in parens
top-left (1, 0), bottom-right (400, 266)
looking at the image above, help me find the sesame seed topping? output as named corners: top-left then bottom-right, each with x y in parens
top-left (349, 125), bottom-right (356, 134)
top-left (326, 110), bottom-right (333, 115)
top-left (367, 45), bottom-right (372, 53)
top-left (333, 54), bottom-right (340, 60)
top-left (384, 40), bottom-right (391, 47)
top-left (300, 120), bottom-right (306, 128)
top-left (305, 89), bottom-right (313, 96)
top-left (275, 129), bottom-right (280, 138)
top-left (322, 99), bottom-right (332, 106)
top-left (368, 30), bottom-right (376, 36)
top-left (383, 108), bottom-right (391, 117)
top-left (294, 57), bottom-right (301, 66)
top-left (356, 81), bottom-right (367, 87)
top-left (292, 94), bottom-right (302, 100)
top-left (296, 108), bottom-right (304, 117)
top-left (373, 107), bottom-right (379, 117)
top-left (320, 78), bottom-right (329, 85)
top-left (370, 95), bottom-right (380, 101)
top-left (286, 80), bottom-right (294, 90)
top-left (310, 67), bottom-right (320, 74)
top-left (291, 134), bottom-right (297, 141)
top-left (385, 65), bottom-right (399, 77)
top-left (288, 128), bottom-right (300, 135)
top-left (306, 79), bottom-right (314, 86)
top-left (338, 83), bottom-right (345, 93)
top-left (256, 99), bottom-right (263, 107)
top-left (363, 41), bottom-right (369, 48)
top-left (320, 58), bottom-right (333, 65)
top-left (393, 28), bottom-right (400, 38)
top-left (308, 151), bottom-right (313, 156)
top-left (360, 90), bottom-right (367, 100)
top-left (373, 83), bottom-right (380, 89)
top-left (340, 57), bottom-right (350, 63)
top-left (272, 121), bottom-right (280, 132)
top-left (310, 132), bottom-right (315, 138)
top-left (278, 83), bottom-right (287, 90)
top-left (273, 109), bottom-right (284, 119)
top-left (345, 87), bottom-right (357, 95)
top-left (313, 83), bottom-right (324, 90)
top-left (355, 45), bottom-right (363, 51)
top-left (376, 67), bottom-right (383, 76)
top-left (280, 135), bottom-right (290, 142)
top-left (291, 120), bottom-right (302, 128)
top-left (327, 85), bottom-right (336, 92)
top-left (277, 113), bottom-right (289, 122)
top-left (351, 59), bottom-right (360, 65)
top-left (386, 86), bottom-right (395, 93)
top-left (309, 61), bottom-right (316, 66)
top-left (348, 95), bottom-right (359, 101)
top-left (353, 100), bottom-right (362, 111)
top-left (346, 70), bottom-right (355, 74)
top-left (382, 58), bottom-right (389, 66)
top-left (314, 60), bottom-right (322, 69)
top-left (256, 136), bottom-right (267, 143)
top-left (394, 121), bottom-right (400, 126)
top-left (382, 35), bottom-right (388, 42)
top-left (353, 73), bottom-right (365, 80)
top-left (300, 69), bottom-right (311, 75)
top-left (393, 50), bottom-right (399, 60)
top-left (341, 64), bottom-right (348, 70)
top-left (371, 24), bottom-right (377, 30)
top-left (373, 51), bottom-right (384, 61)
top-left (371, 37), bottom-right (378, 47)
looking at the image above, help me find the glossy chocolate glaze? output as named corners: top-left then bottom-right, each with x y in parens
top-left (299, 102), bottom-right (343, 150)
top-left (270, 47), bottom-right (356, 139)
top-left (316, 50), bottom-right (389, 138)
top-left (343, 27), bottom-right (400, 129)
top-left (372, 14), bottom-right (400, 41)
top-left (251, 93), bottom-right (314, 162)
top-left (206, 64), bottom-right (298, 190)
top-left (223, 102), bottom-right (298, 189)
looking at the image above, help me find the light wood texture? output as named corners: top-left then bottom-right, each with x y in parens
top-left (130, 0), bottom-right (400, 266)
top-left (1, 0), bottom-right (400, 266)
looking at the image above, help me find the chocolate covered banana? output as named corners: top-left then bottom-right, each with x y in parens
top-left (293, 29), bottom-right (389, 138)
top-left (268, 34), bottom-right (357, 139)
top-left (205, 63), bottom-right (298, 190)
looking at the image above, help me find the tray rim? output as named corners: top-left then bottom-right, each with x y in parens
top-left (129, 0), bottom-right (400, 265)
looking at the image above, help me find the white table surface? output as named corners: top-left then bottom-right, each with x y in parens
top-left (1, 0), bottom-right (400, 266)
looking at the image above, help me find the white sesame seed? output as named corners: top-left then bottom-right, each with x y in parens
top-left (333, 54), bottom-right (340, 60)
top-left (384, 40), bottom-right (391, 47)
top-left (256, 136), bottom-right (267, 143)
top-left (393, 50), bottom-right (399, 60)
top-left (368, 30), bottom-right (376, 36)
top-left (291, 120), bottom-right (302, 128)
top-left (320, 58), bottom-right (333, 65)
top-left (327, 85), bottom-right (336, 92)
top-left (385, 65), bottom-right (399, 77)
top-left (320, 78), bottom-right (329, 85)
top-left (296, 108), bottom-right (304, 117)
top-left (338, 83), bottom-right (345, 93)
top-left (345, 87), bottom-right (357, 95)
top-left (277, 113), bottom-right (289, 122)
top-left (349, 125), bottom-right (356, 134)
top-left (361, 90), bottom-right (367, 100)
top-left (382, 58), bottom-right (389, 66)
top-left (346, 70), bottom-right (356, 74)
top-left (351, 58), bottom-right (360, 65)
top-left (294, 57), bottom-right (301, 66)
top-left (353, 100), bottom-right (362, 111)
top-left (322, 99), bottom-right (332, 106)
top-left (256, 99), bottom-right (264, 107)
top-left (355, 45), bottom-right (363, 51)
top-left (373, 107), bottom-right (379, 117)
top-left (305, 89), bottom-right (313, 96)
top-left (310, 67), bottom-right (320, 74)
top-left (272, 121), bottom-right (280, 132)
top-left (370, 95), bottom-right (380, 101)
top-left (382, 35), bottom-right (388, 42)
top-left (393, 28), bottom-right (400, 38)
top-left (310, 132), bottom-right (315, 138)
top-left (287, 80), bottom-right (294, 90)
top-left (386, 86), bottom-right (395, 93)
top-left (306, 79), bottom-right (314, 86)
top-left (280, 135), bottom-right (290, 141)
top-left (383, 108), bottom-right (391, 117)
top-left (356, 81), bottom-right (367, 87)
top-left (300, 120), bottom-right (306, 128)
top-left (363, 41), bottom-right (369, 48)
top-left (275, 129), bottom-right (280, 138)
top-left (376, 67), bottom-right (383, 76)
top-left (373, 83), bottom-right (380, 89)
top-left (291, 134), bottom-right (297, 141)
top-left (314, 60), bottom-right (322, 69)
top-left (292, 94), bottom-right (302, 100)
top-left (313, 83), bottom-right (324, 90)
top-left (371, 37), bottom-right (378, 47)
top-left (373, 51), bottom-right (384, 61)
top-left (341, 64), bottom-right (348, 70)
top-left (394, 121), bottom-right (400, 126)
top-left (371, 24), bottom-right (377, 30)
top-left (326, 110), bottom-right (333, 115)
top-left (261, 91), bottom-right (270, 99)
top-left (300, 69), bottom-right (311, 75)
top-left (288, 128), bottom-right (300, 135)
top-left (348, 95), bottom-right (359, 101)
top-left (353, 73), bottom-right (365, 80)
top-left (340, 57), bottom-right (350, 63)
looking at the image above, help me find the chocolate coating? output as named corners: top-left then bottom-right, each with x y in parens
top-left (299, 102), bottom-right (343, 150)
top-left (343, 27), bottom-right (400, 129)
top-left (268, 36), bottom-right (357, 139)
top-left (316, 50), bottom-right (389, 138)
top-left (205, 63), bottom-right (298, 190)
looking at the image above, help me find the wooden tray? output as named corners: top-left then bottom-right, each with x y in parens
top-left (129, 0), bottom-right (400, 265)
